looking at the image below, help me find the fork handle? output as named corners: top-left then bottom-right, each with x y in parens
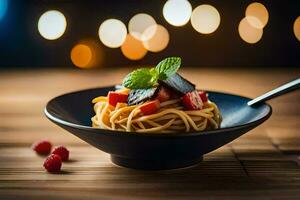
top-left (247, 78), bottom-right (300, 106)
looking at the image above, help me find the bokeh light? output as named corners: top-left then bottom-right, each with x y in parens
top-left (245, 2), bottom-right (269, 29)
top-left (98, 19), bottom-right (127, 48)
top-left (191, 4), bottom-right (221, 34)
top-left (71, 44), bottom-right (92, 68)
top-left (0, 0), bottom-right (8, 21)
top-left (38, 10), bottom-right (67, 40)
top-left (121, 34), bottom-right (147, 60)
top-left (238, 17), bottom-right (263, 44)
top-left (142, 24), bottom-right (170, 52)
top-left (245, 16), bottom-right (263, 30)
top-left (128, 13), bottom-right (156, 41)
top-left (163, 0), bottom-right (192, 26)
top-left (71, 40), bottom-right (104, 69)
top-left (293, 16), bottom-right (300, 42)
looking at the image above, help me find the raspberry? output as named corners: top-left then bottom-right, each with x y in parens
top-left (52, 146), bottom-right (69, 161)
top-left (32, 140), bottom-right (52, 155)
top-left (43, 154), bottom-right (62, 172)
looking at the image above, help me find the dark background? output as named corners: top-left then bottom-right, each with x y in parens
top-left (0, 0), bottom-right (299, 68)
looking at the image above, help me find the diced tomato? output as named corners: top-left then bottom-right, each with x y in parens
top-left (156, 86), bottom-right (171, 102)
top-left (182, 90), bottom-right (203, 110)
top-left (199, 91), bottom-right (208, 102)
top-left (108, 91), bottom-right (128, 107)
top-left (140, 100), bottom-right (160, 115)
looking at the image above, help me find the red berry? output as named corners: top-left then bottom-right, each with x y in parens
top-left (43, 154), bottom-right (62, 173)
top-left (32, 140), bottom-right (52, 155)
top-left (52, 146), bottom-right (69, 161)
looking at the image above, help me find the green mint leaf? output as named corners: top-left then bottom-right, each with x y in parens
top-left (155, 57), bottom-right (181, 80)
top-left (122, 68), bottom-right (158, 89)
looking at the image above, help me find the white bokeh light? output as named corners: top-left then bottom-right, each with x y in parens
top-left (191, 4), bottom-right (221, 34)
top-left (163, 0), bottom-right (192, 26)
top-left (38, 10), bottom-right (67, 40)
top-left (98, 19), bottom-right (127, 48)
top-left (128, 13), bottom-right (156, 41)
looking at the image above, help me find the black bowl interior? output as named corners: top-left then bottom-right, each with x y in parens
top-left (45, 87), bottom-right (272, 170)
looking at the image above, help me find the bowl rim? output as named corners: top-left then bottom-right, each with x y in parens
top-left (44, 86), bottom-right (272, 137)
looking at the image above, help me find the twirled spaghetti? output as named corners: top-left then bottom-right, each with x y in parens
top-left (91, 93), bottom-right (221, 133)
top-left (91, 57), bottom-right (222, 133)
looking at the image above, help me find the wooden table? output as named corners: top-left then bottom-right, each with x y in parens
top-left (0, 68), bottom-right (300, 200)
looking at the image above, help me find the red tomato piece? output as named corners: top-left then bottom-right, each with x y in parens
top-left (199, 91), bottom-right (208, 102)
top-left (182, 90), bottom-right (203, 110)
top-left (156, 86), bottom-right (171, 102)
top-left (140, 100), bottom-right (160, 115)
top-left (108, 92), bottom-right (128, 107)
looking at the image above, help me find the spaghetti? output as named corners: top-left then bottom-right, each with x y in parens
top-left (91, 92), bottom-right (221, 133)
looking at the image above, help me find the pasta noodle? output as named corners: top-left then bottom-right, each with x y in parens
top-left (91, 95), bottom-right (222, 133)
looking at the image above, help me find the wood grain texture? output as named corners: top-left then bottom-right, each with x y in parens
top-left (0, 68), bottom-right (300, 200)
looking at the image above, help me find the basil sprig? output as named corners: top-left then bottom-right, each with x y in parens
top-left (122, 57), bottom-right (181, 89)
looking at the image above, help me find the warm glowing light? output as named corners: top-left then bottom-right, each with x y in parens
top-left (245, 16), bottom-right (263, 30)
top-left (128, 13), bottom-right (156, 41)
top-left (142, 25), bottom-right (170, 52)
top-left (163, 0), bottom-right (192, 26)
top-left (71, 40), bottom-right (104, 69)
top-left (38, 10), bottom-right (67, 40)
top-left (0, 0), bottom-right (8, 21)
top-left (191, 4), bottom-right (221, 34)
top-left (98, 19), bottom-right (127, 48)
top-left (121, 34), bottom-right (147, 60)
top-left (238, 17), bottom-right (263, 44)
top-left (246, 2), bottom-right (269, 29)
top-left (71, 44), bottom-right (92, 68)
top-left (293, 16), bottom-right (300, 42)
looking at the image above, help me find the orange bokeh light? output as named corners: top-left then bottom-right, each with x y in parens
top-left (238, 17), bottom-right (263, 44)
top-left (142, 24), bottom-right (170, 52)
top-left (70, 40), bottom-right (104, 69)
top-left (245, 2), bottom-right (269, 29)
top-left (293, 16), bottom-right (300, 42)
top-left (121, 34), bottom-right (147, 60)
top-left (71, 44), bottom-right (92, 68)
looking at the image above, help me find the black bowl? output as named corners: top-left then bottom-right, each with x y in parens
top-left (44, 86), bottom-right (272, 170)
